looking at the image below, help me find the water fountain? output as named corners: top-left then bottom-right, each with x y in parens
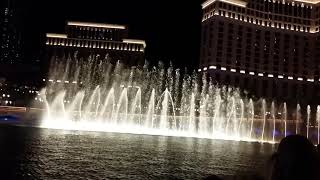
top-left (38, 55), bottom-right (320, 143)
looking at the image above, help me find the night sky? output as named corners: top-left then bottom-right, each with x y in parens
top-left (11, 0), bottom-right (204, 69)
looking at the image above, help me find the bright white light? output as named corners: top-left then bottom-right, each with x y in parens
top-left (278, 75), bottom-right (284, 79)
top-left (40, 118), bottom-right (268, 144)
top-left (72, 81), bottom-right (77, 84)
top-left (288, 76), bottom-right (294, 80)
top-left (203, 67), bottom-right (208, 71)
top-left (43, 79), bottom-right (46, 82)
top-left (198, 69), bottom-right (202, 72)
top-left (209, 66), bottom-right (216, 69)
top-left (307, 79), bottom-right (314, 82)
top-left (231, 69), bottom-right (236, 72)
top-left (258, 73), bottom-right (264, 77)
top-left (240, 70), bottom-right (245, 74)
top-left (123, 39), bottom-right (146, 48)
top-left (202, 0), bottom-right (247, 9)
top-left (268, 74), bottom-right (274, 78)
top-left (221, 67), bottom-right (227, 71)
top-left (67, 21), bottom-right (126, 29)
top-left (49, 79), bottom-right (53, 82)
top-left (57, 80), bottom-right (62, 83)
top-left (298, 77), bottom-right (303, 81)
top-left (249, 72), bottom-right (255, 75)
top-left (65, 81), bottom-right (70, 83)
top-left (46, 33), bottom-right (67, 38)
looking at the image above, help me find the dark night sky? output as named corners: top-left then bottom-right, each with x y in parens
top-left (10, 0), bottom-right (204, 69)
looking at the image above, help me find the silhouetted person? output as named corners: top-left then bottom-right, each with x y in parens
top-left (203, 174), bottom-right (222, 180)
top-left (317, 144), bottom-right (320, 152)
top-left (267, 135), bottom-right (319, 180)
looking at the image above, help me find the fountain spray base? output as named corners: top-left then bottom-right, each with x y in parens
top-left (41, 118), bottom-right (276, 144)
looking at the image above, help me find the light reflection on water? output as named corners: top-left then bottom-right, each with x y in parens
top-left (0, 125), bottom-right (275, 179)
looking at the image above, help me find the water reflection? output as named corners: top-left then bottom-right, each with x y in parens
top-left (0, 126), bottom-right (275, 179)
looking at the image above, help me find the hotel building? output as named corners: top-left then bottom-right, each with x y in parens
top-left (46, 21), bottom-right (146, 66)
top-left (200, 0), bottom-right (320, 104)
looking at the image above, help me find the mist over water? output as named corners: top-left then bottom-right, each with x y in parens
top-left (39, 55), bottom-right (318, 143)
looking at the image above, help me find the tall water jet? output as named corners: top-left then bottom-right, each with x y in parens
top-left (238, 99), bottom-right (245, 138)
top-left (50, 91), bottom-right (67, 118)
top-left (212, 94), bottom-right (221, 135)
top-left (99, 88), bottom-right (115, 121)
top-left (317, 106), bottom-right (320, 145)
top-left (83, 86), bottom-right (101, 119)
top-left (249, 99), bottom-right (254, 139)
top-left (67, 91), bottom-right (85, 121)
top-left (283, 102), bottom-right (287, 137)
top-left (261, 99), bottom-right (266, 142)
top-left (296, 104), bottom-right (301, 134)
top-left (159, 89), bottom-right (169, 130)
top-left (146, 89), bottom-right (155, 128)
top-left (129, 88), bottom-right (142, 125)
top-left (199, 95), bottom-right (209, 135)
top-left (307, 105), bottom-right (311, 139)
top-left (225, 97), bottom-right (236, 136)
top-left (271, 102), bottom-right (276, 142)
top-left (189, 93), bottom-right (196, 134)
top-left (114, 88), bottom-right (128, 125)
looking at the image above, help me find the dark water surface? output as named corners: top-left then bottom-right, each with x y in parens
top-left (0, 125), bottom-right (275, 179)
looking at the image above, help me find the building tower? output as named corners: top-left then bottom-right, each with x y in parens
top-left (0, 0), bottom-right (22, 64)
top-left (200, 0), bottom-right (320, 104)
top-left (46, 21), bottom-right (146, 67)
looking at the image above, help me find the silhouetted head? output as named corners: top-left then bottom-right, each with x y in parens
top-left (203, 175), bottom-right (222, 180)
top-left (317, 144), bottom-right (320, 152)
top-left (269, 135), bottom-right (319, 180)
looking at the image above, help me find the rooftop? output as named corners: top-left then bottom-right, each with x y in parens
top-left (202, 0), bottom-right (320, 9)
top-left (46, 33), bottom-right (68, 38)
top-left (67, 21), bottom-right (126, 30)
top-left (202, 0), bottom-right (247, 8)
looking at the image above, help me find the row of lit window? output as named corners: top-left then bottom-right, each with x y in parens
top-left (198, 65), bottom-right (316, 83)
top-left (46, 38), bottom-right (144, 52)
top-left (204, 1), bottom-right (314, 20)
top-left (43, 79), bottom-right (82, 84)
top-left (202, 9), bottom-right (319, 33)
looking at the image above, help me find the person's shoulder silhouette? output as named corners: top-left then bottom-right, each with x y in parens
top-left (203, 175), bottom-right (222, 180)
top-left (269, 135), bottom-right (319, 180)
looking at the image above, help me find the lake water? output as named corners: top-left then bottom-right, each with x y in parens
top-left (0, 125), bottom-right (275, 179)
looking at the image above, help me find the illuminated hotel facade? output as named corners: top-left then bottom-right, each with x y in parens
top-left (46, 21), bottom-right (146, 66)
top-left (200, 0), bottom-right (320, 104)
